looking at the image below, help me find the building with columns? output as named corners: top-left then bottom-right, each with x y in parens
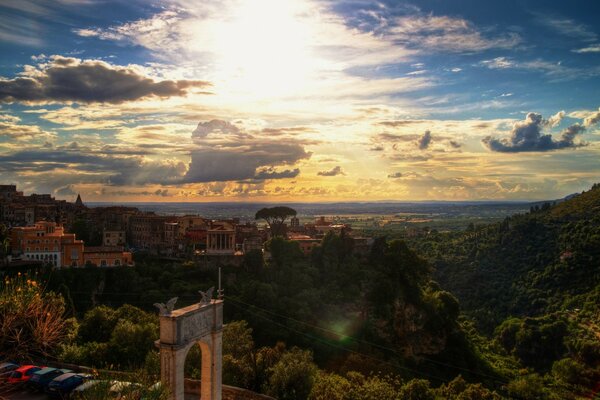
top-left (206, 221), bottom-right (236, 255)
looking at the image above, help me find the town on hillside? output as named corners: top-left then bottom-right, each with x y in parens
top-left (0, 184), bottom-right (374, 269)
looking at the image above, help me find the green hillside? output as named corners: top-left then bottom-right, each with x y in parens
top-left (406, 184), bottom-right (600, 397)
top-left (414, 183), bottom-right (600, 331)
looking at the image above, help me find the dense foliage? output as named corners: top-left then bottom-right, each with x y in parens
top-left (409, 184), bottom-right (600, 397)
top-left (4, 184), bottom-right (600, 398)
top-left (0, 273), bottom-right (75, 360)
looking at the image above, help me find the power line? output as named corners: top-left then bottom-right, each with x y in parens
top-left (48, 288), bottom-right (509, 385)
top-left (226, 298), bottom-right (452, 384)
top-left (226, 296), bottom-right (510, 386)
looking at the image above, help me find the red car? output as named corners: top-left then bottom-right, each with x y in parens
top-left (7, 365), bottom-right (43, 383)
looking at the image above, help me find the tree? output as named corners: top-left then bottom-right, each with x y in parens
top-left (266, 347), bottom-right (317, 400)
top-left (255, 206), bottom-right (297, 237)
top-left (0, 275), bottom-right (73, 360)
top-left (0, 223), bottom-right (9, 266)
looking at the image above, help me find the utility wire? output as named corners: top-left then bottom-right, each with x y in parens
top-left (226, 298), bottom-right (451, 385)
top-left (226, 296), bottom-right (510, 386)
top-left (49, 289), bottom-right (510, 386)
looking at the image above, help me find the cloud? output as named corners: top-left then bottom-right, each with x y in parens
top-left (0, 55), bottom-right (210, 104)
top-left (254, 168), bottom-right (300, 180)
top-left (389, 15), bottom-right (521, 53)
top-left (388, 172), bottom-right (403, 178)
top-left (482, 112), bottom-right (586, 152)
top-left (417, 130), bottom-right (432, 150)
top-left (192, 119), bottom-right (241, 138)
top-left (317, 166), bottom-right (344, 176)
top-left (547, 110), bottom-right (565, 127)
top-left (479, 57), bottom-right (514, 69)
top-left (478, 57), bottom-right (599, 82)
top-left (0, 146), bottom-right (187, 185)
top-left (583, 107), bottom-right (600, 128)
top-left (573, 45), bottom-right (600, 54)
top-left (55, 184), bottom-right (76, 197)
top-left (536, 15), bottom-right (597, 42)
top-left (183, 119), bottom-right (311, 183)
top-left (0, 120), bottom-right (55, 140)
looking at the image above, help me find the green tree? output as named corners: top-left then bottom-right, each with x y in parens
top-left (308, 372), bottom-right (351, 400)
top-left (255, 206), bottom-right (297, 237)
top-left (78, 305), bottom-right (117, 343)
top-left (0, 275), bottom-right (73, 360)
top-left (399, 379), bottom-right (435, 400)
top-left (0, 223), bottom-right (9, 266)
top-left (266, 347), bottom-right (317, 400)
top-left (108, 319), bottom-right (158, 368)
top-left (507, 374), bottom-right (552, 400)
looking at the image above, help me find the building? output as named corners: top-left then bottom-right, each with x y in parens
top-left (0, 185), bottom-right (22, 202)
top-left (206, 221), bottom-right (236, 255)
top-left (129, 214), bottom-right (174, 249)
top-left (83, 246), bottom-right (133, 267)
top-left (10, 221), bottom-right (84, 267)
top-left (288, 233), bottom-right (321, 255)
top-left (103, 229), bottom-right (126, 246)
top-left (242, 236), bottom-right (263, 254)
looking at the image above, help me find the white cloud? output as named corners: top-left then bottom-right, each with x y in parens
top-left (389, 15), bottom-right (521, 53)
top-left (573, 45), bottom-right (600, 54)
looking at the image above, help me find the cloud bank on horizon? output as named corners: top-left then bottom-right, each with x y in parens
top-left (0, 0), bottom-right (599, 201)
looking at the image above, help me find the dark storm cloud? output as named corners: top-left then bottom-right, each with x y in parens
top-left (417, 130), bottom-right (432, 150)
top-left (0, 147), bottom-right (186, 185)
top-left (183, 119), bottom-right (311, 183)
top-left (378, 133), bottom-right (419, 142)
top-left (584, 108), bottom-right (600, 127)
top-left (0, 56), bottom-right (210, 104)
top-left (318, 166), bottom-right (344, 176)
top-left (482, 112), bottom-right (586, 152)
top-left (254, 168), bottom-right (300, 180)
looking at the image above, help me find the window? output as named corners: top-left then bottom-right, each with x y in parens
top-left (114, 259), bottom-right (121, 266)
top-left (100, 260), bottom-right (107, 267)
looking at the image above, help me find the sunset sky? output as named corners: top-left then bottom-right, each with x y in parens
top-left (1, 0), bottom-right (599, 202)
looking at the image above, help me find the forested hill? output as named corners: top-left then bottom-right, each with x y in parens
top-left (416, 183), bottom-right (600, 333)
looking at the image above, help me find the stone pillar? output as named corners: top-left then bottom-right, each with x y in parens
top-left (199, 330), bottom-right (222, 400)
top-left (160, 345), bottom-right (188, 400)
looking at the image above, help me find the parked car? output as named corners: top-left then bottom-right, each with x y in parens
top-left (6, 365), bottom-right (43, 383)
top-left (46, 372), bottom-right (87, 398)
top-left (0, 362), bottom-right (19, 374)
top-left (28, 367), bottom-right (73, 391)
top-left (71, 380), bottom-right (113, 399)
top-left (109, 381), bottom-right (142, 399)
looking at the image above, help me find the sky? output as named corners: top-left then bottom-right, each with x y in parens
top-left (0, 0), bottom-right (599, 202)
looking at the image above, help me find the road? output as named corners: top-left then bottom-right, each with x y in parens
top-left (0, 383), bottom-right (47, 400)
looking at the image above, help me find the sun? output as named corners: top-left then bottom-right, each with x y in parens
top-left (208, 0), bottom-right (320, 98)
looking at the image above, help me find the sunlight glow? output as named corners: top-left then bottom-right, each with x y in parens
top-left (208, 0), bottom-right (319, 98)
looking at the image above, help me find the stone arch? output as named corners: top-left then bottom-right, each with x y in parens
top-left (157, 298), bottom-right (223, 400)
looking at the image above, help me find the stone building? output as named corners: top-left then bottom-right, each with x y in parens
top-left (206, 221), bottom-right (236, 255)
top-left (83, 246), bottom-right (133, 267)
top-left (10, 221), bottom-right (84, 267)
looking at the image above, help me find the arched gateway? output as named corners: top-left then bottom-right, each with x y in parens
top-left (156, 293), bottom-right (223, 400)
